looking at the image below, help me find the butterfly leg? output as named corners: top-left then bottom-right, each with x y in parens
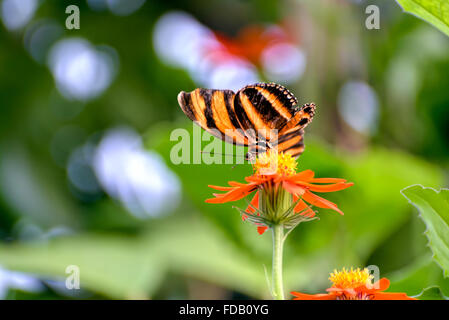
top-left (245, 140), bottom-right (273, 161)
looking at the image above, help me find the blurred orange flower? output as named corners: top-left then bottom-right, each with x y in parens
top-left (214, 25), bottom-right (295, 65)
top-left (205, 151), bottom-right (353, 234)
top-left (291, 268), bottom-right (416, 300)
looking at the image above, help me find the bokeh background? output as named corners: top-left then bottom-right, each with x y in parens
top-left (0, 0), bottom-right (448, 299)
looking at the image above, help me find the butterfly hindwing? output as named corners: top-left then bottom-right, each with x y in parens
top-left (279, 102), bottom-right (316, 135)
top-left (248, 127), bottom-right (307, 159)
top-left (274, 128), bottom-right (305, 158)
top-left (272, 103), bottom-right (316, 158)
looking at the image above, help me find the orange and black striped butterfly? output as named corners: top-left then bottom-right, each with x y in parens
top-left (177, 82), bottom-right (315, 160)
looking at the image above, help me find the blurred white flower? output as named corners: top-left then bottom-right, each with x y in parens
top-left (106, 0), bottom-right (146, 16)
top-left (153, 11), bottom-right (260, 89)
top-left (1, 0), bottom-right (37, 31)
top-left (0, 266), bottom-right (44, 299)
top-left (87, 0), bottom-right (146, 15)
top-left (48, 38), bottom-right (118, 101)
top-left (207, 58), bottom-right (259, 92)
top-left (261, 43), bottom-right (306, 83)
top-left (337, 81), bottom-right (379, 135)
top-left (93, 127), bottom-right (181, 219)
top-left (67, 143), bottom-right (102, 196)
top-left (24, 19), bottom-right (63, 64)
top-left (12, 219), bottom-right (75, 243)
top-left (153, 11), bottom-right (216, 71)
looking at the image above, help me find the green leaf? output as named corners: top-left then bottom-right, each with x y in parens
top-left (388, 256), bottom-right (449, 296)
top-left (401, 185), bottom-right (449, 276)
top-left (0, 217), bottom-right (270, 299)
top-left (0, 235), bottom-right (165, 299)
top-left (396, 0), bottom-right (449, 37)
top-left (415, 286), bottom-right (448, 300)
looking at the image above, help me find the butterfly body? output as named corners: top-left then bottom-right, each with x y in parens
top-left (177, 83), bottom-right (315, 160)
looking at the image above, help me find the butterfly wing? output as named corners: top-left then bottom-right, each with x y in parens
top-left (235, 82), bottom-right (307, 158)
top-left (279, 102), bottom-right (316, 135)
top-left (272, 127), bottom-right (305, 158)
top-left (178, 83), bottom-right (315, 159)
top-left (177, 88), bottom-right (249, 146)
top-left (273, 103), bottom-right (316, 158)
top-left (234, 82), bottom-right (299, 142)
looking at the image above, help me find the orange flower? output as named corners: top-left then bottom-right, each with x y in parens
top-left (205, 151), bottom-right (353, 234)
top-left (213, 24), bottom-right (295, 65)
top-left (291, 268), bottom-right (416, 300)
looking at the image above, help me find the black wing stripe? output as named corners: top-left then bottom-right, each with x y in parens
top-left (241, 87), bottom-right (284, 127)
top-left (177, 92), bottom-right (196, 121)
top-left (271, 128), bottom-right (305, 158)
top-left (223, 90), bottom-right (242, 131)
top-left (284, 145), bottom-right (305, 158)
top-left (201, 88), bottom-right (217, 130)
top-left (262, 83), bottom-right (298, 112)
top-left (280, 139), bottom-right (304, 156)
top-left (274, 128), bottom-right (303, 145)
top-left (279, 103), bottom-right (316, 135)
top-left (234, 93), bottom-right (257, 133)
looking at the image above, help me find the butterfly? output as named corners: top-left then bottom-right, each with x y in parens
top-left (177, 82), bottom-right (315, 160)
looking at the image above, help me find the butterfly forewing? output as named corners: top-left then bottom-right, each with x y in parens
top-left (234, 83), bottom-right (299, 141)
top-left (178, 88), bottom-right (248, 146)
top-left (249, 82), bottom-right (298, 119)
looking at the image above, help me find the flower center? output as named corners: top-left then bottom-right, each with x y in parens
top-left (329, 267), bottom-right (373, 289)
top-left (336, 292), bottom-right (373, 300)
top-left (253, 151), bottom-right (297, 176)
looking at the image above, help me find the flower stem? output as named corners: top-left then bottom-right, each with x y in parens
top-left (271, 223), bottom-right (285, 300)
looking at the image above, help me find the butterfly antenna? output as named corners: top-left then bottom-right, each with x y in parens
top-left (200, 150), bottom-right (246, 159)
top-left (200, 151), bottom-right (248, 170)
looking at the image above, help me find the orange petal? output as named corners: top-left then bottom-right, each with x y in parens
top-left (366, 278), bottom-right (390, 293)
top-left (257, 226), bottom-right (268, 235)
top-left (327, 287), bottom-right (357, 297)
top-left (282, 180), bottom-right (306, 196)
top-left (205, 196), bottom-right (231, 204)
top-left (308, 178), bottom-right (347, 183)
top-left (245, 175), bottom-right (269, 184)
top-left (245, 191), bottom-right (259, 214)
top-left (296, 181), bottom-right (354, 193)
top-left (302, 190), bottom-right (344, 215)
top-left (205, 184), bottom-right (256, 203)
top-left (228, 181), bottom-right (248, 187)
top-left (208, 185), bottom-right (235, 191)
top-left (378, 278), bottom-right (390, 291)
top-left (227, 185), bottom-right (258, 201)
top-left (371, 292), bottom-right (416, 300)
top-left (292, 195), bottom-right (315, 217)
top-left (291, 292), bottom-right (336, 300)
top-left (290, 170), bottom-right (315, 182)
top-left (292, 194), bottom-right (304, 211)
